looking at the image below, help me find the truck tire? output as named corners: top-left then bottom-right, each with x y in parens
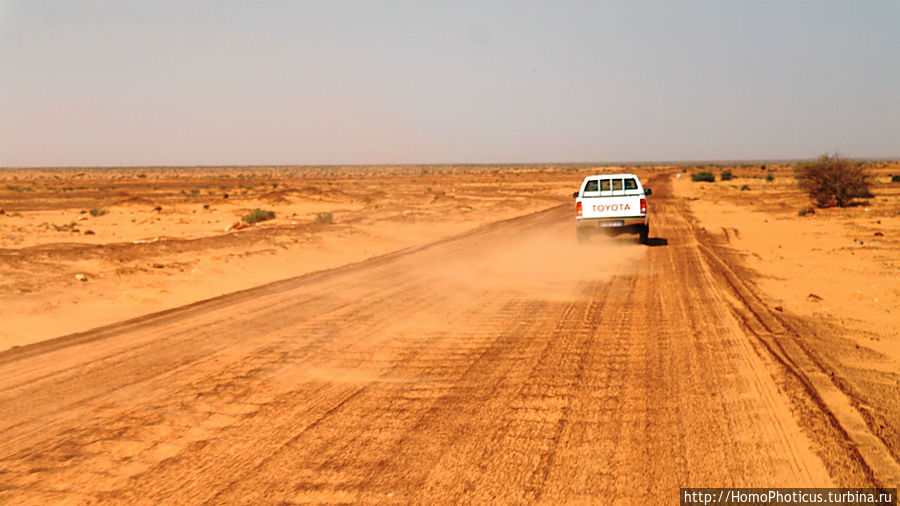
top-left (639, 224), bottom-right (649, 245)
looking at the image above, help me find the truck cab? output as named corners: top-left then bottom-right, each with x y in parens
top-left (574, 173), bottom-right (652, 244)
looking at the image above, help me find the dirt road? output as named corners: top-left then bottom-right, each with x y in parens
top-left (0, 176), bottom-right (879, 503)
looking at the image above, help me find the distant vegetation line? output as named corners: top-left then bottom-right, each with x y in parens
top-left (1, 157), bottom-right (898, 171)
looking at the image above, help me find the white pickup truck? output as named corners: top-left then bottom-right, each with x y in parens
top-left (573, 173), bottom-right (652, 244)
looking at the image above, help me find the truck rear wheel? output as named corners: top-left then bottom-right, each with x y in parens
top-left (639, 224), bottom-right (649, 244)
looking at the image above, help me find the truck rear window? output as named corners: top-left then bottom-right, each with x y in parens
top-left (584, 177), bottom-right (640, 195)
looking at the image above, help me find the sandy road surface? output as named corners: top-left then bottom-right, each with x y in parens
top-left (0, 176), bottom-right (858, 504)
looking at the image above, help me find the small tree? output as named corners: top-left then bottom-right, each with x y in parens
top-left (795, 154), bottom-right (871, 208)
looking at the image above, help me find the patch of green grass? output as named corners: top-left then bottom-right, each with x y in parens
top-left (242, 208), bottom-right (275, 224)
top-left (315, 212), bottom-right (334, 225)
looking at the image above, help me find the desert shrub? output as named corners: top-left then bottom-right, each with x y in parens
top-left (242, 208), bottom-right (275, 224)
top-left (721, 169), bottom-right (733, 181)
top-left (798, 208), bottom-right (808, 217)
top-left (5, 185), bottom-right (34, 192)
top-left (691, 172), bottom-right (716, 182)
top-left (765, 172), bottom-right (775, 182)
top-left (892, 175), bottom-right (900, 183)
top-left (740, 185), bottom-right (751, 191)
top-left (89, 208), bottom-right (107, 217)
top-left (795, 154), bottom-right (872, 208)
top-left (315, 212), bottom-right (334, 225)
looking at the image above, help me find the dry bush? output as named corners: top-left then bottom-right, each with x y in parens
top-left (315, 212), bottom-right (334, 225)
top-left (795, 154), bottom-right (871, 208)
top-left (242, 208), bottom-right (275, 224)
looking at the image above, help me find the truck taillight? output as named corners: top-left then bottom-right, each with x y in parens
top-left (576, 201), bottom-right (582, 217)
top-left (640, 198), bottom-right (646, 215)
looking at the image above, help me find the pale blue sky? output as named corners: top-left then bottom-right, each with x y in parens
top-left (1, 1), bottom-right (898, 167)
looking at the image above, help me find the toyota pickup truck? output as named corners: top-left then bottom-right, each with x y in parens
top-left (573, 173), bottom-right (652, 244)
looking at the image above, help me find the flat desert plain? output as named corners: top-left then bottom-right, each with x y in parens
top-left (0, 163), bottom-right (898, 503)
top-left (0, 165), bottom-right (577, 348)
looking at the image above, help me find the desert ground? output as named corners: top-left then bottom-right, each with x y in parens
top-left (0, 163), bottom-right (898, 503)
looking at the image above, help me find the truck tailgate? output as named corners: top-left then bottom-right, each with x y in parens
top-left (578, 196), bottom-right (643, 220)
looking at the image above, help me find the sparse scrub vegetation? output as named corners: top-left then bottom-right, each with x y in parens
top-left (89, 208), bottom-right (107, 217)
top-left (740, 185), bottom-right (750, 191)
top-left (691, 172), bottom-right (716, 182)
top-left (315, 212), bottom-right (334, 225)
top-left (242, 208), bottom-right (275, 224)
top-left (52, 221), bottom-right (78, 232)
top-left (796, 154), bottom-right (872, 208)
top-left (720, 169), bottom-right (733, 181)
top-left (765, 172), bottom-right (775, 182)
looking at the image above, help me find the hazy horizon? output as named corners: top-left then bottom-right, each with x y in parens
top-left (3, 156), bottom-right (900, 171)
top-left (2, 1), bottom-right (898, 167)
